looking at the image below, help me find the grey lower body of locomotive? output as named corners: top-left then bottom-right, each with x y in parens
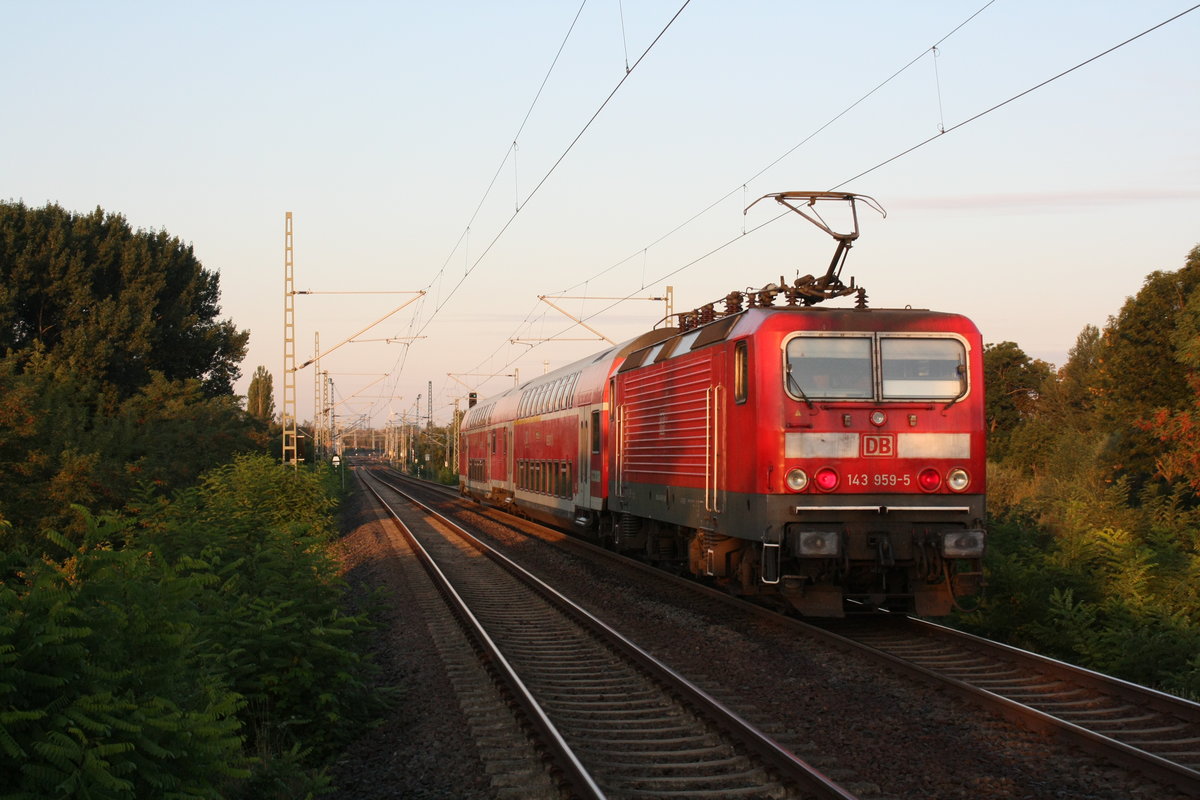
top-left (610, 483), bottom-right (986, 616)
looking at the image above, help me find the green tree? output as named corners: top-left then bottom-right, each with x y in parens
top-left (1142, 245), bottom-right (1200, 490)
top-left (246, 366), bottom-right (275, 422)
top-left (0, 348), bottom-right (256, 534)
top-left (0, 203), bottom-right (256, 535)
top-left (969, 248), bottom-right (1200, 699)
top-left (1057, 324), bottom-right (1104, 416)
top-left (983, 341), bottom-right (1053, 461)
top-left (1003, 326), bottom-right (1106, 478)
top-left (134, 455), bottom-right (388, 793)
top-left (1097, 247), bottom-right (1200, 486)
top-left (0, 201), bottom-right (248, 398)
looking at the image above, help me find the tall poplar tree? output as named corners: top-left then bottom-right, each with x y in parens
top-left (246, 365), bottom-right (275, 422)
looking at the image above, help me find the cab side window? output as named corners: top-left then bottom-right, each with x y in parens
top-left (734, 340), bottom-right (748, 404)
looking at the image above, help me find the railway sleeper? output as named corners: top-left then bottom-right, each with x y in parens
top-left (572, 745), bottom-right (747, 764)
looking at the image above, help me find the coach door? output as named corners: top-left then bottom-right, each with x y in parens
top-left (576, 409), bottom-right (598, 511)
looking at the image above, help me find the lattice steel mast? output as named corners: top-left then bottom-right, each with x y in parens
top-left (282, 212), bottom-right (298, 466)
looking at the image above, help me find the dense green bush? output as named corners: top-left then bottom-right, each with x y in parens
top-left (960, 494), bottom-right (1200, 699)
top-left (0, 514), bottom-right (246, 799)
top-left (963, 246), bottom-right (1200, 699)
top-left (0, 455), bottom-right (386, 798)
top-left (150, 456), bottom-right (385, 772)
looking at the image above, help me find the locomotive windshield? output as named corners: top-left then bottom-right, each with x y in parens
top-left (785, 336), bottom-right (873, 399)
top-left (785, 334), bottom-right (966, 401)
top-left (880, 337), bottom-right (966, 400)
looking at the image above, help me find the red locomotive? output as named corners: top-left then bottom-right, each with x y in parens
top-left (460, 193), bottom-right (985, 616)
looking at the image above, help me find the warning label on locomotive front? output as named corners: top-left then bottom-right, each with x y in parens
top-left (860, 433), bottom-right (896, 458)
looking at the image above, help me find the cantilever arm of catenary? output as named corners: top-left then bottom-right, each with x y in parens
top-left (326, 373), bottom-right (390, 414)
top-left (537, 295), bottom-right (616, 345)
top-left (297, 291), bottom-right (426, 370)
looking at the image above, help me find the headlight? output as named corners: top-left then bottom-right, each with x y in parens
top-left (796, 530), bottom-right (840, 556)
top-left (785, 468), bottom-right (809, 492)
top-left (870, 410), bottom-right (887, 427)
top-left (947, 468), bottom-right (970, 492)
top-left (944, 530), bottom-right (985, 558)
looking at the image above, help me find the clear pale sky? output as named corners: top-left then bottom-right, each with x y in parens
top-left (5, 1), bottom-right (1198, 427)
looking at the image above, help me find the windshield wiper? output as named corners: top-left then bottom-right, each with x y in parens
top-left (786, 362), bottom-right (814, 409)
top-left (942, 367), bottom-right (968, 411)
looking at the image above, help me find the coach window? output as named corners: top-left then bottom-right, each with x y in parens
top-left (881, 337), bottom-right (966, 400)
top-left (590, 410), bottom-right (601, 454)
top-left (785, 336), bottom-right (873, 400)
top-left (734, 340), bottom-right (749, 404)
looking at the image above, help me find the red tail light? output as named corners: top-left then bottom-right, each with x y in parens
top-left (814, 467), bottom-right (840, 491)
top-left (918, 468), bottom-right (942, 492)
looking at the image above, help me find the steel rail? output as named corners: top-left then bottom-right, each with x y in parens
top-left (810, 618), bottom-right (1200, 796)
top-left (382, 464), bottom-right (1200, 794)
top-left (908, 616), bottom-right (1200, 720)
top-left (359, 473), bottom-right (606, 800)
top-left (368, 468), bottom-right (861, 800)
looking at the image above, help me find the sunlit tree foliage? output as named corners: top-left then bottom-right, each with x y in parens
top-left (1096, 246), bottom-right (1200, 486)
top-left (0, 203), bottom-right (258, 534)
top-left (963, 244), bottom-right (1200, 700)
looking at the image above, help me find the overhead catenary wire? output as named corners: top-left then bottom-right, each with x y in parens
top-left (618, 0), bottom-right (631, 73)
top-left (548, 0), bottom-right (999, 299)
top-left (465, 2), bottom-right (1199, 393)
top-left (379, 0), bottom-right (592, 395)
top-left (399, 0), bottom-right (994, 408)
top-left (416, 0), bottom-right (693, 329)
top-left (445, 0), bottom-right (589, 268)
top-left (379, 1), bottom-right (691, 410)
top-left (462, 0), bottom-right (1001, 386)
top-left (832, 2), bottom-right (1200, 190)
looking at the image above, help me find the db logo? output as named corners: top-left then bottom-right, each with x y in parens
top-left (861, 433), bottom-right (896, 458)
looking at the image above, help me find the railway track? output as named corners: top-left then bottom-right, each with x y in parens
top-left (368, 465), bottom-right (1200, 796)
top-left (359, 469), bottom-right (860, 800)
top-left (806, 616), bottom-right (1200, 795)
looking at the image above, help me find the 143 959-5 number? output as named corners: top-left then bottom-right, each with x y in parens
top-left (847, 473), bottom-right (912, 487)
